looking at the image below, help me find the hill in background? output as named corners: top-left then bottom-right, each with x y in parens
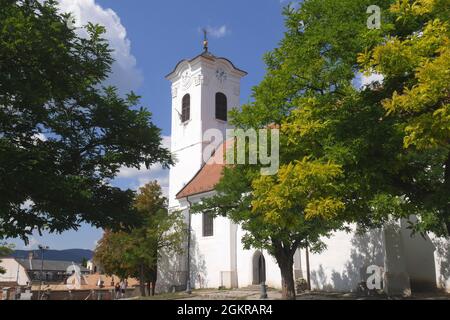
top-left (11, 249), bottom-right (93, 263)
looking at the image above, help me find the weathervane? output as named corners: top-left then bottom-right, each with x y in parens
top-left (202, 28), bottom-right (208, 52)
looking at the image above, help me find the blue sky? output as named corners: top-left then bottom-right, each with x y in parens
top-left (8, 0), bottom-right (289, 250)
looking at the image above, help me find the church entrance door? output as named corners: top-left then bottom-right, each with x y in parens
top-left (252, 251), bottom-right (266, 285)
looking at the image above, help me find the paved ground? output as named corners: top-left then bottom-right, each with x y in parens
top-left (173, 288), bottom-right (450, 300)
top-left (135, 286), bottom-right (450, 300)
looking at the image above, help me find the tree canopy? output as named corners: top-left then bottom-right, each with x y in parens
top-left (194, 0), bottom-right (450, 298)
top-left (359, 0), bottom-right (450, 236)
top-left (94, 182), bottom-right (185, 296)
top-left (0, 0), bottom-right (172, 240)
top-left (0, 243), bottom-right (14, 274)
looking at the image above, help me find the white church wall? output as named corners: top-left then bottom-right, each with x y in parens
top-left (429, 235), bottom-right (450, 292)
top-left (264, 254), bottom-right (283, 289)
top-left (167, 57), bottom-right (245, 210)
top-left (399, 218), bottom-right (437, 292)
top-left (305, 221), bottom-right (444, 295)
top-left (168, 142), bottom-right (203, 209)
top-left (190, 213), bottom-right (232, 289)
top-left (178, 194), bottom-right (285, 290)
top-left (304, 225), bottom-right (385, 292)
top-left (199, 60), bottom-right (240, 138)
top-left (166, 51), bottom-right (247, 291)
top-left (168, 61), bottom-right (205, 209)
top-left (235, 225), bottom-right (282, 289)
top-left (381, 221), bottom-right (411, 295)
top-left (234, 227), bottom-right (253, 287)
top-left (156, 208), bottom-right (190, 293)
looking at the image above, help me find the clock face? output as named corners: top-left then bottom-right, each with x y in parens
top-left (216, 68), bottom-right (227, 83)
top-left (181, 70), bottom-right (192, 89)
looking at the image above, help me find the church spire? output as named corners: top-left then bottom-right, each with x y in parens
top-left (202, 28), bottom-right (208, 52)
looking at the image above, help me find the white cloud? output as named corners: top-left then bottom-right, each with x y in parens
top-left (204, 25), bottom-right (230, 39)
top-left (161, 135), bottom-right (171, 150)
top-left (116, 165), bottom-right (170, 197)
top-left (24, 237), bottom-right (40, 250)
top-left (115, 136), bottom-right (171, 196)
top-left (56, 0), bottom-right (143, 94)
top-left (32, 133), bottom-right (47, 142)
top-left (361, 73), bottom-right (384, 87)
top-left (353, 72), bottom-right (384, 90)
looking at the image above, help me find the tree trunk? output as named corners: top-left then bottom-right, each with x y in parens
top-left (444, 154), bottom-right (450, 236)
top-left (279, 258), bottom-right (296, 299)
top-left (146, 282), bottom-right (151, 296)
top-left (274, 244), bottom-right (296, 300)
top-left (139, 263), bottom-right (146, 296)
top-left (151, 281), bottom-right (156, 296)
top-left (150, 262), bottom-right (158, 296)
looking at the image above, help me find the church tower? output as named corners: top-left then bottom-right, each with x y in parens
top-left (166, 37), bottom-right (247, 209)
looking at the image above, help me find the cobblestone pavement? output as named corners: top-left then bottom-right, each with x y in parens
top-left (177, 288), bottom-right (450, 300)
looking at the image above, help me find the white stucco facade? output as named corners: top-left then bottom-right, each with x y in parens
top-left (0, 258), bottom-right (30, 286)
top-left (173, 194), bottom-right (284, 290)
top-left (163, 49), bottom-right (450, 295)
top-left (166, 51), bottom-right (245, 211)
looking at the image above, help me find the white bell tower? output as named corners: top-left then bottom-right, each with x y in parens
top-left (166, 39), bottom-right (247, 209)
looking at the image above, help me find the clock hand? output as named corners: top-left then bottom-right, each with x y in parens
top-left (175, 109), bottom-right (182, 121)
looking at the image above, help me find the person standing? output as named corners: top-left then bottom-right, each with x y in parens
top-left (114, 282), bottom-right (120, 299)
top-left (120, 280), bottom-right (127, 298)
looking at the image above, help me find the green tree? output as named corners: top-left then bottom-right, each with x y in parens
top-left (195, 159), bottom-right (344, 299)
top-left (93, 229), bottom-right (132, 280)
top-left (0, 0), bottom-right (172, 241)
top-left (228, 0), bottom-right (404, 232)
top-left (94, 182), bottom-right (185, 296)
top-left (359, 0), bottom-right (450, 236)
top-left (81, 257), bottom-right (88, 268)
top-left (198, 0), bottom-right (450, 299)
top-left (194, 0), bottom-right (399, 299)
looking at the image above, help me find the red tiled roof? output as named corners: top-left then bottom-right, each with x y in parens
top-left (175, 125), bottom-right (279, 199)
top-left (176, 141), bottom-right (232, 199)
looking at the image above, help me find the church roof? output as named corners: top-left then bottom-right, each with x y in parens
top-left (176, 140), bottom-right (231, 199)
top-left (166, 50), bottom-right (247, 79)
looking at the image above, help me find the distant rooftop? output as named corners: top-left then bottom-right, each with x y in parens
top-left (15, 258), bottom-right (88, 272)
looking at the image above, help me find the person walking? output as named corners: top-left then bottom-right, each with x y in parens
top-left (120, 280), bottom-right (127, 298)
top-left (114, 282), bottom-right (121, 299)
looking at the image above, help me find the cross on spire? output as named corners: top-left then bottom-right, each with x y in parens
top-left (202, 28), bottom-right (208, 52)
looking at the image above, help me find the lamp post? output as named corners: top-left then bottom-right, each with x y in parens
top-left (37, 245), bottom-right (49, 300)
top-left (305, 242), bottom-right (311, 291)
top-left (259, 251), bottom-right (267, 299)
top-left (185, 196), bottom-right (192, 294)
top-left (260, 281), bottom-right (268, 299)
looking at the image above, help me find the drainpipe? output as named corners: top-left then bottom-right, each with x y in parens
top-left (305, 242), bottom-right (311, 291)
top-left (259, 249), bottom-right (267, 299)
top-left (185, 196), bottom-right (192, 294)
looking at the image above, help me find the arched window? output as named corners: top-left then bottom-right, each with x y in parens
top-left (215, 92), bottom-right (227, 121)
top-left (202, 212), bottom-right (214, 237)
top-left (181, 94), bottom-right (190, 123)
